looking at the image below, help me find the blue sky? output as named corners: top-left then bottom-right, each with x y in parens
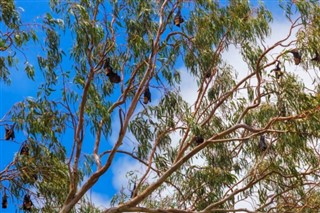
top-left (0, 0), bottom-right (306, 212)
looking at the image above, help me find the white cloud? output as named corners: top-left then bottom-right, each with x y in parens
top-left (108, 114), bottom-right (137, 153)
top-left (111, 156), bottom-right (146, 192)
top-left (178, 67), bottom-right (198, 106)
top-left (87, 191), bottom-right (111, 209)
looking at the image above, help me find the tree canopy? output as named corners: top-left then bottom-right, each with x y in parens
top-left (1, 0), bottom-right (320, 212)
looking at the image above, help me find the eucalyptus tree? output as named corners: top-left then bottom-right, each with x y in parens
top-left (1, 0), bottom-right (320, 212)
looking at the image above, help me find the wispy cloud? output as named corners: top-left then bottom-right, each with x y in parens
top-left (111, 156), bottom-right (146, 192)
top-left (87, 191), bottom-right (111, 209)
top-left (178, 67), bottom-right (198, 106)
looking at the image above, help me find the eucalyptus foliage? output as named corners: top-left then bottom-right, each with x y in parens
top-left (1, 0), bottom-right (320, 212)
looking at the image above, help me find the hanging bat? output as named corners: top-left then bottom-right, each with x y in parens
top-left (205, 70), bottom-right (211, 79)
top-left (143, 87), bottom-right (151, 104)
top-left (258, 135), bottom-right (267, 152)
top-left (20, 144), bottom-right (29, 156)
top-left (107, 72), bottom-right (121, 83)
top-left (5, 123), bottom-right (15, 140)
top-left (311, 52), bottom-right (320, 63)
top-left (131, 183), bottom-right (137, 198)
top-left (103, 57), bottom-right (121, 83)
top-left (195, 136), bottom-right (204, 145)
top-left (2, 193), bottom-right (7, 209)
top-left (290, 49), bottom-right (301, 65)
top-left (103, 57), bottom-right (112, 72)
top-left (271, 61), bottom-right (283, 79)
top-left (174, 10), bottom-right (184, 27)
top-left (22, 194), bottom-right (33, 211)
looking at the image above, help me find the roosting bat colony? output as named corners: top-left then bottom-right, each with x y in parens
top-left (2, 4), bottom-right (320, 210)
top-left (2, 124), bottom-right (34, 210)
top-left (260, 48), bottom-right (319, 152)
